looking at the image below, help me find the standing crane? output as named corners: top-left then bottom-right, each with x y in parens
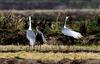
top-left (26, 16), bottom-right (36, 48)
top-left (61, 16), bottom-right (83, 39)
top-left (36, 26), bottom-right (47, 47)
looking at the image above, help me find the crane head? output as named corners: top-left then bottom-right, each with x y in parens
top-left (66, 16), bottom-right (69, 20)
top-left (36, 26), bottom-right (40, 31)
top-left (36, 26), bottom-right (39, 29)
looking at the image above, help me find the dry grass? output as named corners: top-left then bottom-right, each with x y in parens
top-left (0, 51), bottom-right (100, 62)
top-left (0, 45), bottom-right (100, 52)
top-left (0, 45), bottom-right (100, 61)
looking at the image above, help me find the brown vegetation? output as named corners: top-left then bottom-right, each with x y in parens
top-left (0, 10), bottom-right (100, 45)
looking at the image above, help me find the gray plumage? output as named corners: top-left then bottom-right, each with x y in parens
top-left (26, 16), bottom-right (36, 48)
top-left (36, 26), bottom-right (47, 45)
top-left (26, 30), bottom-right (36, 46)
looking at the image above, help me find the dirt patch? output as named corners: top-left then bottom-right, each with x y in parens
top-left (58, 59), bottom-right (100, 64)
top-left (0, 58), bottom-right (100, 64)
top-left (0, 58), bottom-right (41, 64)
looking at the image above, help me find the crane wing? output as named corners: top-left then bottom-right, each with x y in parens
top-left (39, 31), bottom-right (47, 42)
top-left (69, 30), bottom-right (83, 39)
top-left (61, 28), bottom-right (83, 39)
top-left (26, 30), bottom-right (36, 40)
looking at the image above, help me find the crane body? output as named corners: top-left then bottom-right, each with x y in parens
top-left (26, 16), bottom-right (36, 48)
top-left (61, 16), bottom-right (83, 39)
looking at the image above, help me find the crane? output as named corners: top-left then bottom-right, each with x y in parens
top-left (61, 16), bottom-right (83, 39)
top-left (36, 26), bottom-right (47, 47)
top-left (26, 16), bottom-right (36, 48)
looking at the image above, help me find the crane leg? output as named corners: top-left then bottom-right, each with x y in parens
top-left (38, 45), bottom-right (41, 50)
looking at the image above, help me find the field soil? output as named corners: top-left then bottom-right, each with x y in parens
top-left (0, 58), bottom-right (100, 64)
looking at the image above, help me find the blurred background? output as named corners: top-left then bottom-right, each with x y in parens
top-left (0, 0), bottom-right (100, 9)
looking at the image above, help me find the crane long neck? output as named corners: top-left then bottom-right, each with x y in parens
top-left (64, 19), bottom-right (66, 26)
top-left (28, 16), bottom-right (32, 30)
top-left (64, 18), bottom-right (67, 28)
top-left (36, 27), bottom-right (39, 32)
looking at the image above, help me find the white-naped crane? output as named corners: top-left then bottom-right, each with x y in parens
top-left (36, 26), bottom-right (47, 46)
top-left (61, 16), bottom-right (83, 39)
top-left (26, 16), bottom-right (36, 48)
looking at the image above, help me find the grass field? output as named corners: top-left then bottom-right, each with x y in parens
top-left (0, 45), bottom-right (100, 52)
top-left (0, 9), bottom-right (100, 63)
top-left (0, 51), bottom-right (100, 62)
top-left (0, 45), bottom-right (100, 61)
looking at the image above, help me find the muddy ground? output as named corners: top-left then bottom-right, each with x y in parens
top-left (0, 58), bottom-right (100, 64)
